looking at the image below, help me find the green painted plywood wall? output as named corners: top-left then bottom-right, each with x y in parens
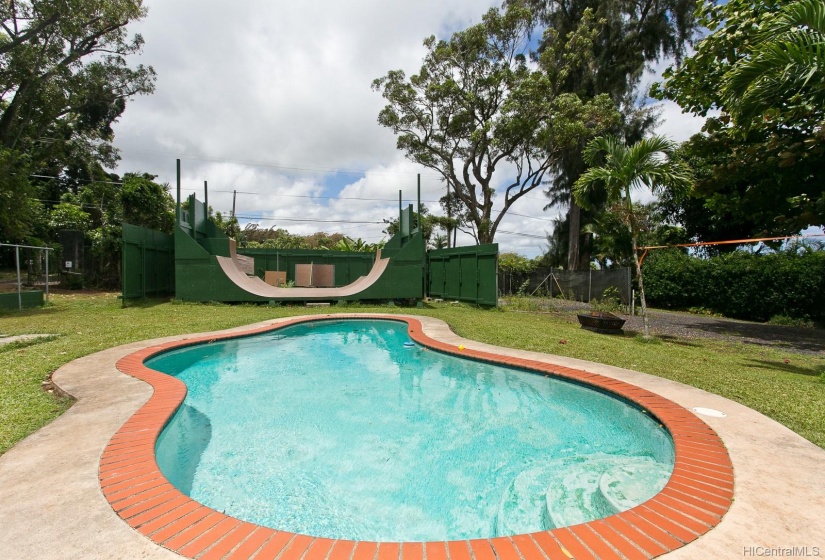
top-left (122, 223), bottom-right (175, 299)
top-left (428, 244), bottom-right (498, 306)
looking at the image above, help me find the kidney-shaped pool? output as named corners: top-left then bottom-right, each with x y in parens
top-left (146, 319), bottom-right (674, 542)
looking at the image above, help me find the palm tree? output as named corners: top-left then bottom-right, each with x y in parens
top-left (722, 0), bottom-right (825, 125)
top-left (573, 135), bottom-right (692, 337)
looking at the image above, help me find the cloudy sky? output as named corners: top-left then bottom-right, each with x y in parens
top-left (112, 0), bottom-right (707, 257)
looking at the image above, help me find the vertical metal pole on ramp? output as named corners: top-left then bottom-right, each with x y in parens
top-left (15, 245), bottom-right (22, 311)
top-left (45, 249), bottom-right (49, 303)
top-left (176, 159), bottom-right (181, 227)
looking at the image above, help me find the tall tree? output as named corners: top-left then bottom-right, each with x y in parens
top-left (0, 0), bottom-right (155, 240)
top-left (513, 0), bottom-right (699, 269)
top-left (373, 5), bottom-right (618, 245)
top-left (652, 0), bottom-right (825, 235)
top-left (573, 135), bottom-right (692, 337)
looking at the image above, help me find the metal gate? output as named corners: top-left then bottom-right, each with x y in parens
top-left (122, 223), bottom-right (175, 299)
top-left (427, 244), bottom-right (498, 306)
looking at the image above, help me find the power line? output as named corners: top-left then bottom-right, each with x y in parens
top-left (232, 214), bottom-right (384, 225)
top-left (211, 190), bottom-right (409, 203)
top-left (126, 149), bottom-right (443, 178)
top-left (231, 213), bottom-right (548, 239)
top-left (30, 174), bottom-right (124, 185)
top-left (497, 229), bottom-right (548, 240)
top-left (217, 191), bottom-right (557, 223)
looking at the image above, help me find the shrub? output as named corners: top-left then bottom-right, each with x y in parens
top-left (643, 250), bottom-right (825, 322)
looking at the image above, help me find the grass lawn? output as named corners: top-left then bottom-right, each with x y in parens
top-left (1, 293), bottom-right (823, 455)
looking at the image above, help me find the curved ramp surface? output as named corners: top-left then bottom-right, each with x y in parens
top-left (215, 254), bottom-right (390, 299)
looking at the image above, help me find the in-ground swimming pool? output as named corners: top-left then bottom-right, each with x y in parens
top-left (148, 319), bottom-right (674, 542)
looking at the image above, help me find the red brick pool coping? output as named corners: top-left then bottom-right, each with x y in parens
top-left (102, 315), bottom-right (733, 560)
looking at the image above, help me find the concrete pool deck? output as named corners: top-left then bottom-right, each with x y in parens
top-left (0, 314), bottom-right (823, 559)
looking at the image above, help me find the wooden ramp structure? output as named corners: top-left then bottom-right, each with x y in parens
top-left (171, 159), bottom-right (426, 303)
top-left (122, 160), bottom-right (498, 305)
top-left (214, 251), bottom-right (391, 299)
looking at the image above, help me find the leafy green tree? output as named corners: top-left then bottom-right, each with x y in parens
top-left (430, 233), bottom-right (448, 250)
top-left (658, 126), bottom-right (824, 246)
top-left (0, 148), bottom-right (40, 241)
top-left (0, 0), bottom-right (155, 241)
top-left (322, 236), bottom-right (384, 253)
top-left (0, 0), bottom-right (155, 152)
top-left (120, 173), bottom-right (174, 233)
top-left (47, 201), bottom-right (92, 232)
top-left (373, 5), bottom-right (617, 245)
top-left (585, 202), bottom-right (689, 269)
top-left (514, 0), bottom-right (700, 269)
top-left (652, 0), bottom-right (825, 234)
top-left (573, 135), bottom-right (692, 336)
top-left (721, 0), bottom-right (824, 127)
top-left (498, 252), bottom-right (537, 275)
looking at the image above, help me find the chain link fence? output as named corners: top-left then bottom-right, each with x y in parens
top-left (499, 267), bottom-right (632, 304)
top-left (0, 243), bottom-right (55, 310)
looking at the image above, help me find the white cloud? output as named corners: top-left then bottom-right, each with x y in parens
top-left (653, 100), bottom-right (710, 142)
top-left (112, 0), bottom-right (705, 259)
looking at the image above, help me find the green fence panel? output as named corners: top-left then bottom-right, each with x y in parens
top-left (427, 244), bottom-right (498, 306)
top-left (238, 248), bottom-right (376, 286)
top-left (122, 223), bottom-right (175, 299)
top-left (0, 291), bottom-right (43, 310)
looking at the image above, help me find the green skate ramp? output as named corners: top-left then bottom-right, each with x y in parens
top-left (174, 194), bottom-right (425, 302)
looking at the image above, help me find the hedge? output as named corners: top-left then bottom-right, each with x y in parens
top-left (643, 249), bottom-right (825, 322)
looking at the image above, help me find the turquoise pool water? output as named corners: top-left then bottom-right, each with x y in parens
top-left (149, 319), bottom-right (673, 541)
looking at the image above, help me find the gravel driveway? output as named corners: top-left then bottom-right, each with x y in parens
top-left (519, 298), bottom-right (825, 356)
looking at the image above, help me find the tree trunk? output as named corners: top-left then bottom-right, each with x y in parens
top-left (631, 233), bottom-right (650, 337)
top-left (626, 187), bottom-right (650, 337)
top-left (567, 201), bottom-right (581, 270)
top-left (0, 81), bottom-right (31, 148)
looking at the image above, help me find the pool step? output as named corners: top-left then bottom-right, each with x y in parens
top-left (598, 458), bottom-right (672, 513)
top-left (494, 454), bottom-right (672, 536)
top-left (494, 466), bottom-right (554, 536)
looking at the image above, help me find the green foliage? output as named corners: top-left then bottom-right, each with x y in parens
top-left (720, 0), bottom-right (825, 128)
top-left (0, 0), bottom-right (155, 152)
top-left (768, 315), bottom-right (816, 328)
top-left (0, 0), bottom-right (156, 241)
top-left (47, 202), bottom-right (92, 232)
top-left (516, 0), bottom-right (699, 270)
top-left (521, 0), bottom-right (699, 102)
top-left (590, 286), bottom-right (623, 314)
top-left (240, 224), bottom-right (356, 250)
top-left (498, 252), bottom-right (538, 275)
top-left (574, 136), bottom-right (692, 211)
top-left (120, 173), bottom-right (174, 234)
top-left (652, 0), bottom-right (825, 234)
top-left (373, 4), bottom-right (618, 244)
top-left (322, 236), bottom-right (384, 253)
top-left (0, 149), bottom-right (41, 241)
top-left (573, 135), bottom-right (693, 336)
top-left (643, 249), bottom-right (825, 321)
top-left (211, 211), bottom-right (240, 239)
top-left (659, 127), bottom-right (825, 244)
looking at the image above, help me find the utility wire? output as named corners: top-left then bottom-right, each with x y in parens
top-left (126, 149), bottom-right (443, 178)
top-left (232, 214), bottom-right (384, 225)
